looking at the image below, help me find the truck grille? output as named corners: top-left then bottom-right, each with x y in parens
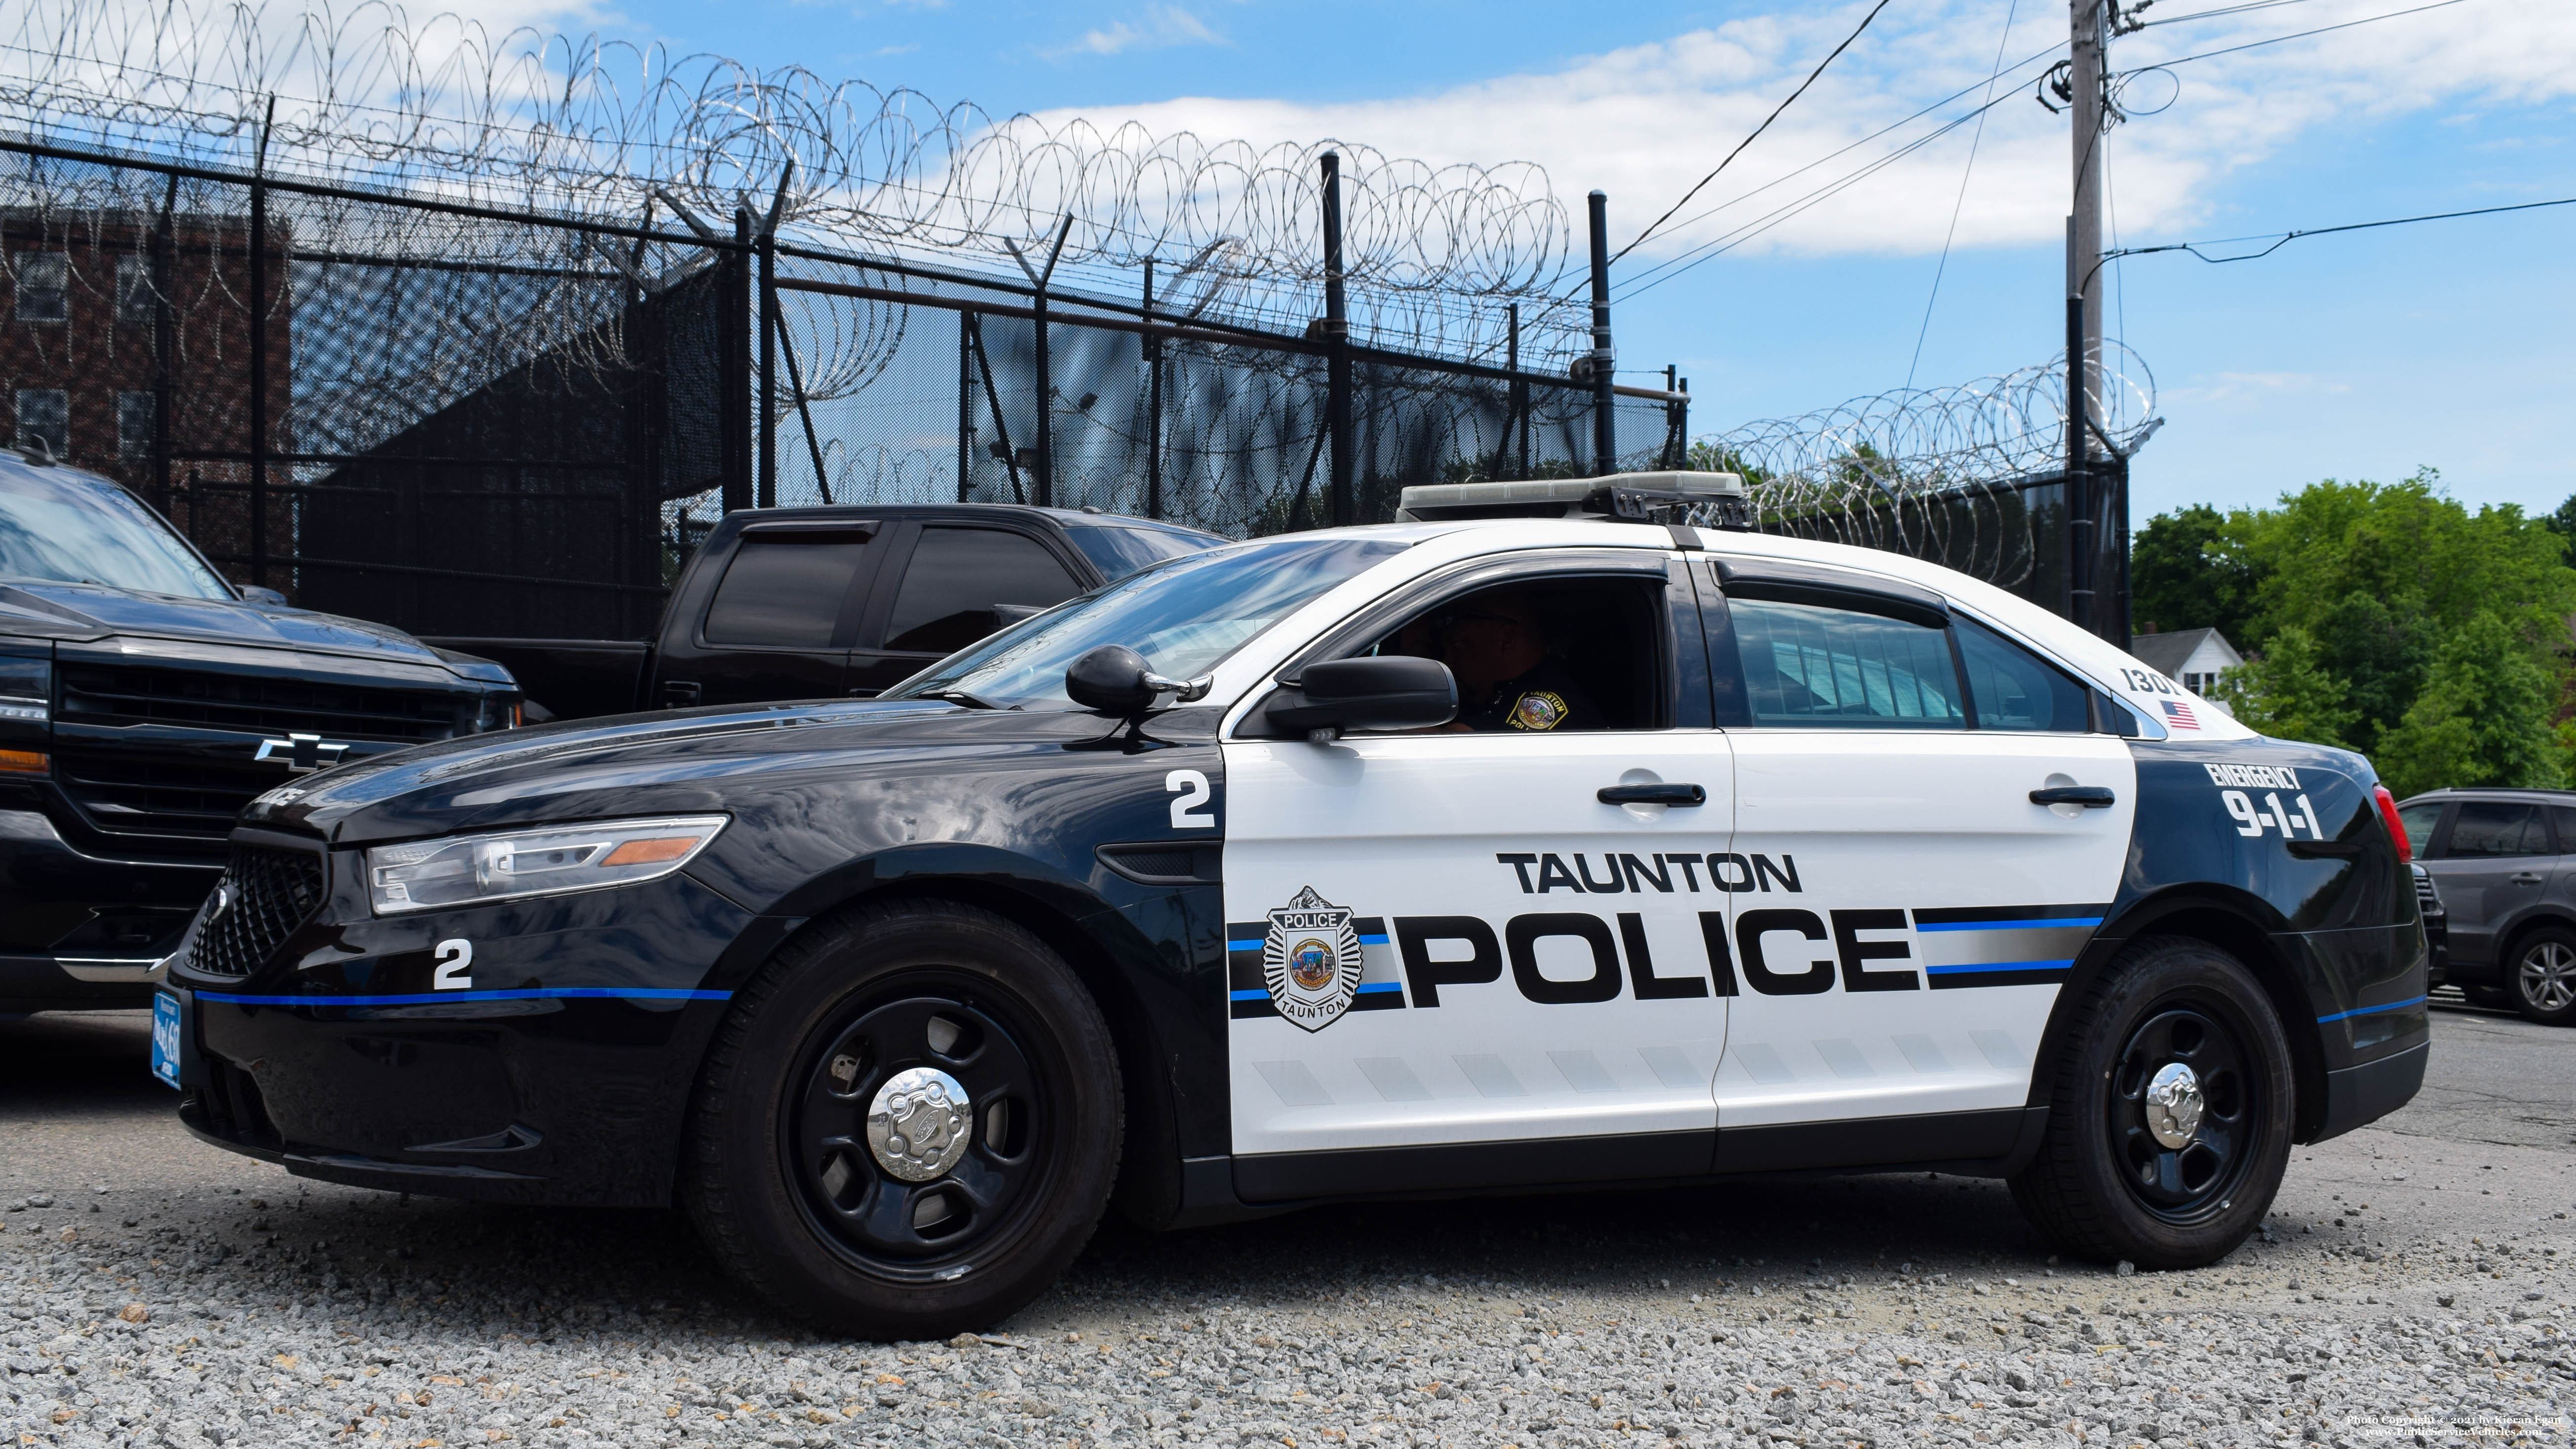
top-left (54, 748), bottom-right (280, 840)
top-left (59, 664), bottom-right (468, 742)
top-left (184, 844), bottom-right (327, 979)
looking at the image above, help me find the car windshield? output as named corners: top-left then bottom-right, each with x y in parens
top-left (0, 466), bottom-right (233, 600)
top-left (1062, 521), bottom-right (1229, 581)
top-left (889, 535), bottom-right (1408, 709)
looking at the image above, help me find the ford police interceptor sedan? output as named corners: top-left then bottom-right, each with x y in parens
top-left (154, 473), bottom-right (2428, 1337)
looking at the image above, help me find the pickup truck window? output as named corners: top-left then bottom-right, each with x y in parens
top-left (1064, 522), bottom-right (1227, 580)
top-left (0, 466), bottom-right (232, 601)
top-left (703, 533), bottom-right (873, 648)
top-left (883, 528), bottom-right (1082, 655)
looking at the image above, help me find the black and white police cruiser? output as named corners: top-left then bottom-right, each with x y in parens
top-left (156, 471), bottom-right (2429, 1337)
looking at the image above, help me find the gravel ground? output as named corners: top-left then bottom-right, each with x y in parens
top-left (3, 1000), bottom-right (2572, 1449)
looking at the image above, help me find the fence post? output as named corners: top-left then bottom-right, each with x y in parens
top-left (957, 309), bottom-right (974, 503)
top-left (757, 218), bottom-right (777, 509)
top-left (1587, 190), bottom-right (1616, 477)
top-left (1503, 303), bottom-right (1521, 481)
top-left (722, 208), bottom-right (752, 513)
top-left (1321, 153), bottom-right (1353, 527)
top-left (247, 98), bottom-right (273, 587)
top-left (152, 170), bottom-right (174, 519)
top-left (1143, 257), bottom-right (1163, 519)
top-left (2064, 288), bottom-right (2091, 632)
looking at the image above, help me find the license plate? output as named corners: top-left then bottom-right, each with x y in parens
top-left (151, 991), bottom-right (186, 1090)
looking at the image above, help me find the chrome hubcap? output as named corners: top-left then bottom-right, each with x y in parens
top-left (2520, 942), bottom-right (2576, 1013)
top-left (2144, 1061), bottom-right (2204, 1149)
top-left (866, 1067), bottom-right (974, 1181)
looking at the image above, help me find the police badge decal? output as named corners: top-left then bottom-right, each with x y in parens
top-left (1261, 886), bottom-right (1365, 1032)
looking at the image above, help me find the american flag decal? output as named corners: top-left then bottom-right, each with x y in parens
top-left (2162, 699), bottom-right (2199, 730)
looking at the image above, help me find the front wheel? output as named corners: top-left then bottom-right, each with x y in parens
top-left (681, 899), bottom-right (1123, 1338)
top-left (2508, 927), bottom-right (2576, 1026)
top-left (2009, 936), bottom-right (2295, 1269)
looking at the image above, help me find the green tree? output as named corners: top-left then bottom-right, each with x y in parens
top-left (2213, 626), bottom-right (2356, 749)
top-left (2375, 611), bottom-right (2564, 798)
top-left (2131, 503), bottom-right (2262, 641)
top-left (2545, 492), bottom-right (2576, 567)
top-left (2307, 589), bottom-right (2428, 758)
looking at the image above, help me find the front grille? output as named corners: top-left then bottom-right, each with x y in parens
top-left (60, 663), bottom-right (469, 742)
top-left (54, 748), bottom-right (281, 840)
top-left (184, 844), bottom-right (327, 978)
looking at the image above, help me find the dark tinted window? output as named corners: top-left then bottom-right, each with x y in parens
top-left (2397, 801), bottom-right (2446, 856)
top-left (2557, 806), bottom-right (2576, 853)
top-left (1955, 617), bottom-right (2090, 732)
top-left (702, 533), bottom-right (871, 648)
top-left (1730, 597), bottom-right (1963, 728)
top-left (1064, 523), bottom-right (1222, 580)
top-left (2443, 801), bottom-right (2550, 858)
top-left (884, 528), bottom-right (1082, 655)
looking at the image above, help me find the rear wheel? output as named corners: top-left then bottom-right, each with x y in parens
top-left (682, 899), bottom-right (1122, 1338)
top-left (2508, 927), bottom-right (2576, 1026)
top-left (2009, 936), bottom-right (2295, 1269)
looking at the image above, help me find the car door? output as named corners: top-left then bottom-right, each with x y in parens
top-left (658, 521), bottom-right (879, 707)
top-left (1699, 558), bottom-right (2135, 1157)
top-left (2420, 798), bottom-right (2554, 969)
top-left (847, 522), bottom-right (1089, 696)
top-left (1218, 550), bottom-right (1732, 1197)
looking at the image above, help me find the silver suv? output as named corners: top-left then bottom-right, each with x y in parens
top-left (2399, 788), bottom-right (2576, 1025)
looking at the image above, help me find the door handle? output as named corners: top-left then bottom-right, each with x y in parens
top-left (661, 679), bottom-right (703, 707)
top-left (1599, 783), bottom-right (1707, 806)
top-left (2511, 872), bottom-right (2545, 885)
top-left (2030, 785), bottom-right (2116, 808)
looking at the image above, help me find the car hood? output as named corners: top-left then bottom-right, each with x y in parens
top-left (245, 696), bottom-right (1134, 846)
top-left (0, 580), bottom-right (488, 676)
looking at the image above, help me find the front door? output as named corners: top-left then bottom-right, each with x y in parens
top-left (2420, 797), bottom-right (2556, 970)
top-left (1702, 572), bottom-right (2135, 1144)
top-left (1219, 556), bottom-right (1734, 1195)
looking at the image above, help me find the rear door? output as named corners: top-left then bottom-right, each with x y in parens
top-left (657, 521), bottom-right (879, 708)
top-left (2420, 798), bottom-right (2555, 969)
top-left (1699, 560), bottom-right (2135, 1153)
top-left (848, 523), bottom-right (1089, 696)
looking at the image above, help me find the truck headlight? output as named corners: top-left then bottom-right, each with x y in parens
top-left (365, 815), bottom-right (727, 915)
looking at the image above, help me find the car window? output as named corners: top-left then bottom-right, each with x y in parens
top-left (2442, 801), bottom-right (2550, 858)
top-left (2397, 801), bottom-right (2446, 856)
top-left (703, 533), bottom-right (872, 648)
top-left (883, 528), bottom-right (1084, 655)
top-left (1954, 617), bottom-right (2091, 732)
top-left (1727, 596), bottom-right (1964, 729)
top-left (1366, 577), bottom-right (1666, 733)
top-left (0, 464), bottom-right (232, 600)
top-left (2556, 806), bottom-right (2576, 854)
top-left (1064, 523), bottom-right (1223, 580)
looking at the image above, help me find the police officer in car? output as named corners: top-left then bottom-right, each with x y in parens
top-left (1433, 590), bottom-right (1600, 732)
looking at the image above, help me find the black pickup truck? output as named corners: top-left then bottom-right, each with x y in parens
top-left (427, 505), bottom-right (1225, 722)
top-left (0, 450), bottom-right (521, 1014)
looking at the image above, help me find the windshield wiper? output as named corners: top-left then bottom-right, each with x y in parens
top-left (927, 688), bottom-right (1019, 711)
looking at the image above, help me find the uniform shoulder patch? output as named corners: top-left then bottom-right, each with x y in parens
top-left (1507, 690), bottom-right (1568, 731)
top-left (1262, 886), bottom-right (1364, 1032)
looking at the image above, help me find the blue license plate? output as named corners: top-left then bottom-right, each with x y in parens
top-left (151, 991), bottom-right (185, 1090)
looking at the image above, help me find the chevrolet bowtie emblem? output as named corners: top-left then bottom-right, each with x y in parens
top-left (253, 733), bottom-right (350, 774)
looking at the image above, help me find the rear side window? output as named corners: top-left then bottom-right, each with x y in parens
top-left (884, 527), bottom-right (1083, 655)
top-left (1729, 597), bottom-right (1963, 728)
top-left (703, 533), bottom-right (872, 648)
top-left (2556, 806), bottom-right (2576, 853)
top-left (1954, 617), bottom-right (2091, 732)
top-left (2397, 801), bottom-right (2447, 855)
top-left (2443, 801), bottom-right (2550, 858)
top-left (1065, 523), bottom-right (1221, 580)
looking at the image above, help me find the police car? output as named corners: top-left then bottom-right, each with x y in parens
top-left (154, 472), bottom-right (2428, 1338)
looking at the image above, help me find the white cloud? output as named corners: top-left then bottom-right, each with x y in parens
top-left (1056, 4), bottom-right (1224, 60)
top-left (1026, 0), bottom-right (2576, 261)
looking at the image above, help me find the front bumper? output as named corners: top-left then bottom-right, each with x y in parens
top-left (170, 845), bottom-right (780, 1207)
top-left (0, 806), bottom-right (217, 1012)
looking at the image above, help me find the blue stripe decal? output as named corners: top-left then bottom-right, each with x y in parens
top-left (1228, 988), bottom-right (1267, 1001)
top-left (1924, 959), bottom-right (2075, 976)
top-left (1358, 934), bottom-right (1391, 945)
top-left (2317, 994), bottom-right (2428, 1025)
top-left (195, 987), bottom-right (732, 1007)
top-left (1915, 918), bottom-right (2103, 933)
top-left (1226, 939), bottom-right (1262, 952)
top-left (1355, 981), bottom-right (1403, 994)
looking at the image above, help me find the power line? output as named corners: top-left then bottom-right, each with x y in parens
top-left (2098, 193), bottom-right (2576, 280)
top-left (2130, 0), bottom-right (2469, 69)
top-left (2133, 0), bottom-right (2337, 27)
top-left (1611, 0), bottom-right (1900, 266)
top-left (1907, 0), bottom-right (2022, 390)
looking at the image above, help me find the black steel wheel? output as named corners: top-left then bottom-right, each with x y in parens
top-left (2010, 936), bottom-right (2295, 1269)
top-left (683, 899), bottom-right (1121, 1338)
top-left (2508, 926), bottom-right (2576, 1026)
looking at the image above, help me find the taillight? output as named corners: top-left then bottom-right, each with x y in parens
top-left (2372, 784), bottom-right (2411, 863)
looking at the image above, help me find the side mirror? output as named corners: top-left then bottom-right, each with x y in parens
top-left (1263, 656), bottom-right (1457, 740)
top-left (235, 584), bottom-right (289, 607)
top-left (1064, 644), bottom-right (1212, 718)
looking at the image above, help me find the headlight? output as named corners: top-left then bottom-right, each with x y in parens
top-left (471, 693), bottom-right (522, 733)
top-left (365, 815), bottom-right (727, 915)
top-left (0, 654), bottom-right (47, 725)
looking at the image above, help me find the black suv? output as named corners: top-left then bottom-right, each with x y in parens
top-left (0, 451), bottom-right (520, 1013)
top-left (2398, 787), bottom-right (2576, 1024)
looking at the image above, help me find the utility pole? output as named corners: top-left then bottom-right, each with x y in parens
top-left (2065, 0), bottom-right (2109, 638)
top-left (1586, 191), bottom-right (1616, 476)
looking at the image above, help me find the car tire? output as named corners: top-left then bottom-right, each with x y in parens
top-left (2507, 927), bottom-right (2576, 1026)
top-left (2009, 935), bottom-right (2295, 1270)
top-left (680, 898), bottom-right (1123, 1338)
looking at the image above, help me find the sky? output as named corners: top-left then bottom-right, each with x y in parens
top-left (25, 0), bottom-right (2576, 521)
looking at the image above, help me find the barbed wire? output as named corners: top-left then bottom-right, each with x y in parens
top-left (0, 0), bottom-right (1592, 363)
